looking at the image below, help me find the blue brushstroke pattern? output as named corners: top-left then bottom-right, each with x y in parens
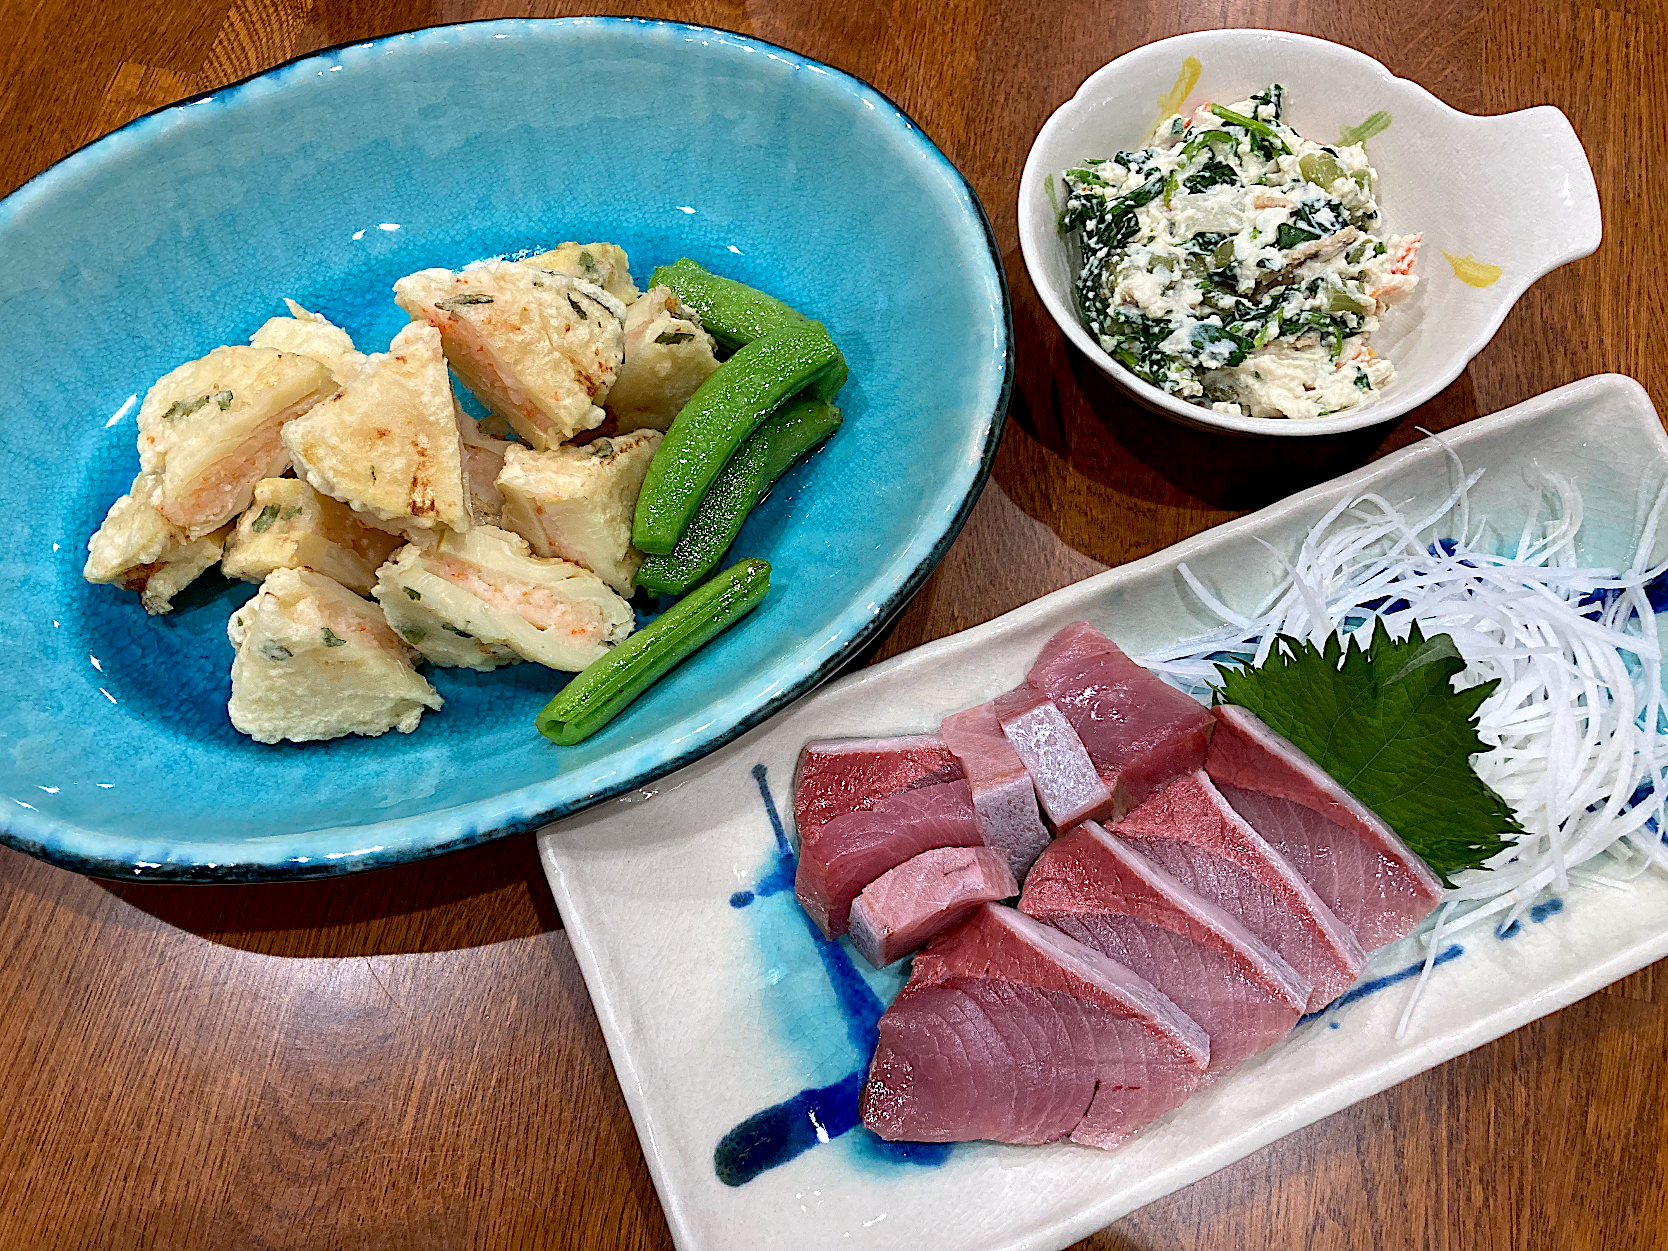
top-left (1496, 894), bottom-right (1566, 939)
top-left (1299, 943), bottom-right (1465, 1024)
top-left (714, 764), bottom-right (950, 1186)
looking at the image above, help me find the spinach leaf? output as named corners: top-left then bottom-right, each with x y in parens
top-left (1183, 158), bottom-right (1239, 193)
top-left (1275, 222), bottom-right (1321, 250)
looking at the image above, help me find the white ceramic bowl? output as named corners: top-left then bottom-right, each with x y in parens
top-left (1019, 29), bottom-right (1602, 437)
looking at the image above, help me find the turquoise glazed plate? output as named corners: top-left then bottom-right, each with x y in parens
top-left (0, 19), bottom-right (1011, 881)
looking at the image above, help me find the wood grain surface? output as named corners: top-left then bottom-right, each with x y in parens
top-left (2, 1), bottom-right (1664, 1248)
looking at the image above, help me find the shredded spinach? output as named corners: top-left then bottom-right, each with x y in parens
top-left (1275, 222), bottom-right (1322, 250)
top-left (1183, 158), bottom-right (1239, 194)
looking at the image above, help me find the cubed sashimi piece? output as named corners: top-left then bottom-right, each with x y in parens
top-left (605, 285), bottom-right (722, 431)
top-left (1115, 772), bottom-right (1366, 1012)
top-left (248, 299), bottom-right (366, 384)
top-left (1027, 622), bottom-right (1216, 820)
top-left (281, 321), bottom-right (472, 532)
top-left (1207, 705), bottom-right (1443, 951)
top-left (791, 734), bottom-right (965, 848)
top-left (940, 702), bottom-right (1052, 877)
top-left (1021, 822), bottom-right (1308, 1078)
top-left (518, 241), bottom-right (640, 304)
top-left (372, 524), bottom-right (634, 673)
top-left (84, 473), bottom-right (229, 614)
top-left (495, 431), bottom-right (663, 597)
top-left (848, 845), bottom-right (1018, 968)
top-left (394, 261), bottom-right (626, 450)
top-left (995, 683), bottom-right (1112, 828)
top-left (861, 903), bottom-right (1209, 1149)
top-left (136, 345), bottom-right (335, 538)
top-left (226, 567), bottom-right (441, 744)
top-left (222, 478), bottom-right (403, 597)
top-left (794, 779), bottom-right (982, 940)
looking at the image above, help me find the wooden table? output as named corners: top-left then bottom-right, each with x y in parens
top-left (3, 2), bottom-right (1664, 1247)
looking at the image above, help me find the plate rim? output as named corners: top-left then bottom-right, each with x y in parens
top-left (0, 16), bottom-right (1014, 883)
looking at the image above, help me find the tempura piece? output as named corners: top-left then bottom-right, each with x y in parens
top-left (222, 478), bottom-right (404, 597)
top-left (457, 416), bottom-right (512, 527)
top-left (519, 241), bottom-right (640, 303)
top-left (281, 320), bottom-right (471, 532)
top-left (393, 261), bottom-right (626, 450)
top-left (495, 432), bottom-right (661, 597)
top-left (373, 524), bottom-right (634, 673)
top-left (136, 345), bottom-right (334, 538)
top-left (227, 567), bottom-right (441, 744)
top-left (84, 473), bottom-right (229, 614)
top-left (249, 299), bottom-right (367, 384)
top-left (605, 285), bottom-right (721, 431)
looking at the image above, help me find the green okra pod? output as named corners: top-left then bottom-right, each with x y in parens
top-left (631, 322), bottom-right (843, 555)
top-left (535, 559), bottom-right (772, 745)
top-left (635, 397), bottom-right (841, 596)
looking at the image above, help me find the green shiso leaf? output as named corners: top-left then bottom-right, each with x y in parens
top-left (1211, 619), bottom-right (1521, 886)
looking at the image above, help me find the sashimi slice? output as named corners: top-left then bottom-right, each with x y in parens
top-left (1115, 772), bottom-right (1366, 1011)
top-left (941, 703), bottom-right (1053, 877)
top-left (861, 904), bottom-right (1208, 1149)
top-left (995, 684), bottom-right (1112, 828)
top-left (1207, 705), bottom-right (1443, 950)
top-left (793, 779), bottom-right (982, 939)
top-left (848, 845), bottom-right (1018, 968)
top-left (793, 735), bottom-right (964, 847)
top-left (1021, 822), bottom-right (1307, 1077)
top-left (1027, 622), bottom-right (1216, 819)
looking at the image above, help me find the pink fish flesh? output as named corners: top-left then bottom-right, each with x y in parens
top-left (861, 903), bottom-right (1209, 1149)
top-left (1114, 772), bottom-right (1366, 1011)
top-left (994, 684), bottom-right (1112, 828)
top-left (1021, 822), bottom-right (1308, 1077)
top-left (793, 779), bottom-right (983, 939)
top-left (1026, 622), bottom-right (1216, 819)
top-left (1207, 705), bottom-right (1443, 950)
top-left (792, 734), bottom-right (964, 848)
top-left (848, 845), bottom-right (1018, 968)
top-left (940, 702), bottom-right (1053, 878)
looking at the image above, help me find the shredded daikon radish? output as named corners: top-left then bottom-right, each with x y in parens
top-left (1141, 449), bottom-right (1668, 1030)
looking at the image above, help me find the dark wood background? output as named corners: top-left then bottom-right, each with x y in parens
top-left (3, 1), bottom-right (1665, 1247)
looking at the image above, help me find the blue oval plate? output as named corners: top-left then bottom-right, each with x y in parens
top-left (0, 18), bottom-right (1010, 881)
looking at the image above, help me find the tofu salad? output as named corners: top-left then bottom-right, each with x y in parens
top-left (1061, 84), bottom-right (1421, 420)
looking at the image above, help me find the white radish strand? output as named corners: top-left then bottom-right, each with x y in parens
top-left (1141, 459), bottom-right (1668, 1033)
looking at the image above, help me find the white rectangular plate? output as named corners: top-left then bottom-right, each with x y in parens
top-left (539, 375), bottom-right (1668, 1251)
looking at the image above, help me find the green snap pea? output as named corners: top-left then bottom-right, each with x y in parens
top-left (1298, 151), bottom-right (1344, 188)
top-left (1326, 287), bottom-right (1373, 315)
top-left (631, 322), bottom-right (843, 555)
top-left (635, 397), bottom-right (841, 596)
top-left (535, 559), bottom-right (772, 745)
top-left (649, 259), bottom-right (847, 400)
top-left (759, 395), bottom-right (842, 484)
top-left (650, 258), bottom-right (806, 352)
